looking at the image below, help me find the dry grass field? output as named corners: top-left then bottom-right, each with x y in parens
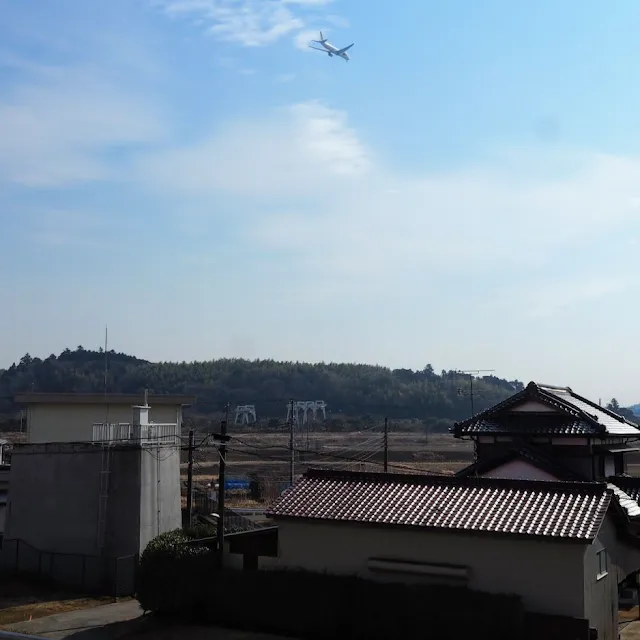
top-left (181, 432), bottom-right (475, 505)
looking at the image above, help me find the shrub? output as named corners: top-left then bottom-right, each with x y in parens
top-left (137, 529), bottom-right (214, 616)
top-left (182, 523), bottom-right (217, 540)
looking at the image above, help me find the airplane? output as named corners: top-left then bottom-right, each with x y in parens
top-left (308, 31), bottom-right (354, 62)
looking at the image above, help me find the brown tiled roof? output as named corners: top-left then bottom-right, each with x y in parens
top-left (267, 469), bottom-right (611, 542)
top-left (452, 381), bottom-right (640, 438)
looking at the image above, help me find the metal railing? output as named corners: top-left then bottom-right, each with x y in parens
top-left (92, 422), bottom-right (180, 445)
top-left (1, 538), bottom-right (138, 597)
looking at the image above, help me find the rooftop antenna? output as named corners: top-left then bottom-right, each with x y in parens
top-left (455, 369), bottom-right (495, 418)
top-left (104, 326), bottom-right (109, 428)
top-left (104, 325), bottom-right (108, 396)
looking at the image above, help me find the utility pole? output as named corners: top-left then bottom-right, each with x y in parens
top-left (216, 404), bottom-right (229, 569)
top-left (383, 417), bottom-right (389, 473)
top-left (456, 369), bottom-right (495, 418)
top-left (186, 429), bottom-right (195, 528)
top-left (289, 398), bottom-right (295, 486)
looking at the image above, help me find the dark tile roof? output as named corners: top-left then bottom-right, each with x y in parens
top-left (460, 416), bottom-right (597, 436)
top-left (452, 382), bottom-right (640, 438)
top-left (267, 469), bottom-right (611, 543)
top-left (610, 476), bottom-right (640, 503)
top-left (456, 445), bottom-right (585, 481)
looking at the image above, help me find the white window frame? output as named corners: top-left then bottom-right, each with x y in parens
top-left (596, 549), bottom-right (608, 580)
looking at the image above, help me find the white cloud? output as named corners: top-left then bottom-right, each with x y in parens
top-left (0, 62), bottom-right (164, 188)
top-left (276, 72), bottom-right (296, 83)
top-left (137, 98), bottom-right (640, 312)
top-left (137, 100), bottom-right (371, 195)
top-left (154, 0), bottom-right (338, 47)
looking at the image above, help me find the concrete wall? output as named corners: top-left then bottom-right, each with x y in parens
top-left (4, 444), bottom-right (105, 555)
top-left (2, 442), bottom-right (181, 559)
top-left (274, 520), bottom-right (586, 618)
top-left (138, 444), bottom-right (182, 552)
top-left (27, 404), bottom-right (181, 443)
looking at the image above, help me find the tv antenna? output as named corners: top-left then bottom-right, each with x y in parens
top-left (455, 369), bottom-right (495, 417)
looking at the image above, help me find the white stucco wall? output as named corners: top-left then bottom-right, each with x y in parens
top-left (273, 520), bottom-right (586, 618)
top-left (479, 459), bottom-right (559, 481)
top-left (509, 401), bottom-right (557, 412)
top-left (27, 403), bottom-right (182, 443)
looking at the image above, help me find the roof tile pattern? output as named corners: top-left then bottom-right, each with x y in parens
top-left (460, 417), bottom-right (597, 436)
top-left (268, 470), bottom-right (611, 542)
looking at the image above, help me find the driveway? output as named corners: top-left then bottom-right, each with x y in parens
top-left (1, 601), bottom-right (294, 640)
top-left (2, 601), bottom-right (144, 639)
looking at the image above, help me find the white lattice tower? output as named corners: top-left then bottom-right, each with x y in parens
top-left (234, 404), bottom-right (257, 425)
top-left (286, 400), bottom-right (327, 425)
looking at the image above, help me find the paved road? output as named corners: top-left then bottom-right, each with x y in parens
top-left (2, 601), bottom-right (144, 639)
top-left (2, 602), bottom-right (293, 640)
top-left (622, 620), bottom-right (640, 639)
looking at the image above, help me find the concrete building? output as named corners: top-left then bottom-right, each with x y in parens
top-left (0, 440), bottom-right (9, 543)
top-left (1, 402), bottom-right (181, 593)
top-left (14, 392), bottom-right (193, 443)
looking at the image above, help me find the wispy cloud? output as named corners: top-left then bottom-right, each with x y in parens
top-left (275, 72), bottom-right (296, 83)
top-left (137, 100), bottom-right (371, 195)
top-left (136, 98), bottom-right (640, 312)
top-left (154, 0), bottom-right (337, 47)
top-left (0, 64), bottom-right (164, 188)
top-left (27, 210), bottom-right (105, 248)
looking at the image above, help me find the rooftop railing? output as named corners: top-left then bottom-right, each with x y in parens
top-left (92, 422), bottom-right (180, 446)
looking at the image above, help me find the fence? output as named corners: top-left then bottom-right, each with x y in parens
top-left (92, 422), bottom-right (180, 445)
top-left (1, 538), bottom-right (138, 597)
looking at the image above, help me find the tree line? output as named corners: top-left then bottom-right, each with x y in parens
top-left (0, 346), bottom-right (534, 432)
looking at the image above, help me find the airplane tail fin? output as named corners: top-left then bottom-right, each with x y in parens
top-left (319, 31), bottom-right (325, 42)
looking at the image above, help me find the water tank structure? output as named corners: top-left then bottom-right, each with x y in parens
top-left (0, 401), bottom-right (181, 595)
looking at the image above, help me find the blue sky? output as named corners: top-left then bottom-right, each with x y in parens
top-left (2, 0), bottom-right (640, 403)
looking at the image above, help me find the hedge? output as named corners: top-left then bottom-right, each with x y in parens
top-left (137, 533), bottom-right (524, 640)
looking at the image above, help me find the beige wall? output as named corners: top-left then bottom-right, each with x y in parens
top-left (27, 404), bottom-right (182, 443)
top-left (274, 520), bottom-right (586, 618)
top-left (480, 459), bottom-right (559, 481)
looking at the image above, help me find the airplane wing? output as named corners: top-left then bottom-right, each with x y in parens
top-left (308, 45), bottom-right (328, 52)
top-left (336, 43), bottom-right (354, 54)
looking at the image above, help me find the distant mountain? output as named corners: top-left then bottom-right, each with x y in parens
top-left (628, 404), bottom-right (640, 416)
top-left (0, 348), bottom-right (526, 432)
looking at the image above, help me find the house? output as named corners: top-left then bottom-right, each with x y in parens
top-left (14, 392), bottom-right (194, 443)
top-left (451, 381), bottom-right (640, 481)
top-left (265, 381), bottom-right (640, 640)
top-left (450, 382), bottom-right (640, 571)
top-left (268, 469), bottom-right (617, 638)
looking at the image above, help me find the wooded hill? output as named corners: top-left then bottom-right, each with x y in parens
top-left (0, 347), bottom-right (528, 432)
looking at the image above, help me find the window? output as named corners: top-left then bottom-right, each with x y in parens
top-left (596, 549), bottom-right (608, 580)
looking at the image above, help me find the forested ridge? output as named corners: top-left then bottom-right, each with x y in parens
top-left (0, 346), bottom-right (533, 431)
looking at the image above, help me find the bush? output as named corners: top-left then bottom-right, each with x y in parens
top-left (182, 523), bottom-right (217, 540)
top-left (137, 532), bottom-right (523, 639)
top-left (137, 529), bottom-right (214, 616)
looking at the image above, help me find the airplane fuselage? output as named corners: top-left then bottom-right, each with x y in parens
top-left (321, 41), bottom-right (350, 60)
